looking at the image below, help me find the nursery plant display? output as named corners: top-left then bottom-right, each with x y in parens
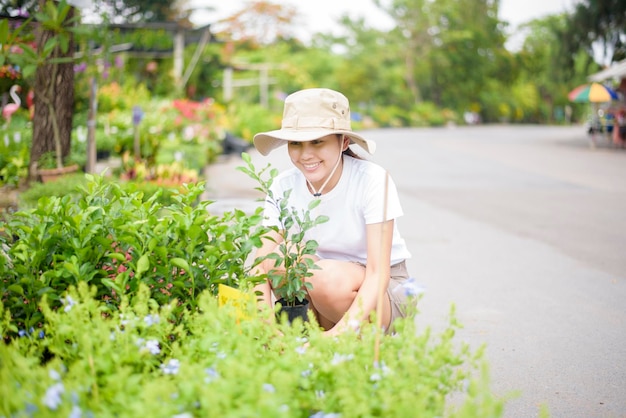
top-left (0, 174), bottom-right (505, 417)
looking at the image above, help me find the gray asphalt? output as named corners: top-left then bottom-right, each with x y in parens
top-left (203, 125), bottom-right (626, 418)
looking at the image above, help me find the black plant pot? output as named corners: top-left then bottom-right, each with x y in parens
top-left (275, 298), bottom-right (309, 324)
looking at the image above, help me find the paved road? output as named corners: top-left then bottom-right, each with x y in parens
top-left (204, 125), bottom-right (626, 418)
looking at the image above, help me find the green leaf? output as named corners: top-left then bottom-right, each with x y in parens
top-left (107, 253), bottom-right (126, 262)
top-left (171, 257), bottom-right (190, 272)
top-left (101, 278), bottom-right (122, 294)
top-left (8, 284), bottom-right (24, 295)
top-left (308, 199), bottom-right (321, 210)
top-left (0, 19), bottom-right (8, 42)
top-left (136, 254), bottom-right (150, 277)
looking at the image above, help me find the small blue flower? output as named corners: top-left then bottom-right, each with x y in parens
top-left (38, 330), bottom-right (45, 339)
top-left (204, 367), bottom-right (220, 383)
top-left (331, 353), bottom-right (354, 365)
top-left (401, 278), bottom-right (425, 297)
top-left (18, 329), bottom-right (27, 337)
top-left (62, 295), bottom-right (77, 312)
top-left (136, 338), bottom-right (160, 355)
top-left (160, 359), bottom-right (180, 375)
top-left (42, 382), bottom-right (64, 410)
top-left (24, 402), bottom-right (38, 415)
top-left (132, 106), bottom-right (144, 125)
top-left (69, 405), bottom-right (82, 418)
top-left (49, 369), bottom-right (61, 381)
top-left (310, 413), bottom-right (341, 418)
top-left (262, 383), bottom-right (275, 393)
top-left (143, 314), bottom-right (160, 327)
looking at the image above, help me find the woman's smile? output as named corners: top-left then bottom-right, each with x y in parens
top-left (302, 161), bottom-right (322, 171)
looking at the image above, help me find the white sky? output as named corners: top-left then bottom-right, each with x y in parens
top-left (190, 0), bottom-right (576, 48)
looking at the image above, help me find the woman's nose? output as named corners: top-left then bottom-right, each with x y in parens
top-left (300, 142), bottom-right (315, 157)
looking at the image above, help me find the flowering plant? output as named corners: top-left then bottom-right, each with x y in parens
top-left (0, 282), bottom-right (504, 417)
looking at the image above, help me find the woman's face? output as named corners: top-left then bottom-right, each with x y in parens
top-left (288, 134), bottom-right (348, 189)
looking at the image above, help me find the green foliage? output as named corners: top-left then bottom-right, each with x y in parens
top-left (18, 173), bottom-right (88, 208)
top-left (0, 283), bottom-right (504, 416)
top-left (0, 175), bottom-right (266, 335)
top-left (226, 102), bottom-right (278, 141)
top-left (0, 123), bottom-right (31, 188)
top-left (237, 153), bottom-right (328, 306)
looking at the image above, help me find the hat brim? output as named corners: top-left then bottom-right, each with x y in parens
top-left (253, 128), bottom-right (376, 156)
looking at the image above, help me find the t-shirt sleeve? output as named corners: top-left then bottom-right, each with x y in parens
top-left (363, 169), bottom-right (404, 224)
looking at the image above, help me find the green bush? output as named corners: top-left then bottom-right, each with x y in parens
top-left (1, 175), bottom-right (267, 334)
top-left (18, 175), bottom-right (186, 210)
top-left (0, 283), bottom-right (504, 417)
top-left (18, 173), bottom-right (89, 208)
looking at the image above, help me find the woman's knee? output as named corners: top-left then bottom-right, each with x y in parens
top-left (306, 260), bottom-right (363, 300)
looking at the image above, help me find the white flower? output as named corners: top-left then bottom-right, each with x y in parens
top-left (262, 383), bottom-right (275, 393)
top-left (172, 413), bottom-right (193, 418)
top-left (161, 359), bottom-right (180, 375)
top-left (42, 382), bottom-right (64, 410)
top-left (295, 345), bottom-right (307, 355)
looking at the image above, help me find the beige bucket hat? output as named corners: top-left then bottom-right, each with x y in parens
top-left (253, 88), bottom-right (376, 156)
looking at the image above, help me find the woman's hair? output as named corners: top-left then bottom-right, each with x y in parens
top-left (339, 135), bottom-right (363, 159)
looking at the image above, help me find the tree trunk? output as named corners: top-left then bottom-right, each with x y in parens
top-left (29, 6), bottom-right (75, 180)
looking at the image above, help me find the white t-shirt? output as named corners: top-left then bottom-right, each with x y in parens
top-left (263, 155), bottom-right (411, 265)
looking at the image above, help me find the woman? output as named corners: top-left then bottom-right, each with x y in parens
top-left (252, 88), bottom-right (413, 335)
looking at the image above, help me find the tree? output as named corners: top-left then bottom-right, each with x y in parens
top-left (30, 0), bottom-right (76, 174)
top-left (89, 0), bottom-right (192, 25)
top-left (214, 1), bottom-right (299, 46)
top-left (0, 0), bottom-right (79, 176)
top-left (373, 0), bottom-right (435, 104)
top-left (566, 0), bottom-right (626, 64)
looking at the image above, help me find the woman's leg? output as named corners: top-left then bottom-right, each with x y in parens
top-left (305, 259), bottom-right (392, 330)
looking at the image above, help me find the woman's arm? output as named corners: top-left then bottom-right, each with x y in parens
top-left (326, 219), bottom-right (394, 335)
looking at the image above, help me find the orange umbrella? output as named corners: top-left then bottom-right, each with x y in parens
top-left (568, 82), bottom-right (618, 103)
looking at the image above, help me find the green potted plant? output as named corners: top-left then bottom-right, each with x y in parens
top-left (238, 152), bottom-right (328, 323)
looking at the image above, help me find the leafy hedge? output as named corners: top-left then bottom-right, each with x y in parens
top-left (1, 175), bottom-right (266, 335)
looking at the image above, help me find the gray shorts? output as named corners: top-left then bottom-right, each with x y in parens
top-left (351, 260), bottom-right (414, 329)
top-left (387, 261), bottom-right (415, 324)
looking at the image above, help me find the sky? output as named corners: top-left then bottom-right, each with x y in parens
top-left (190, 0), bottom-right (576, 50)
